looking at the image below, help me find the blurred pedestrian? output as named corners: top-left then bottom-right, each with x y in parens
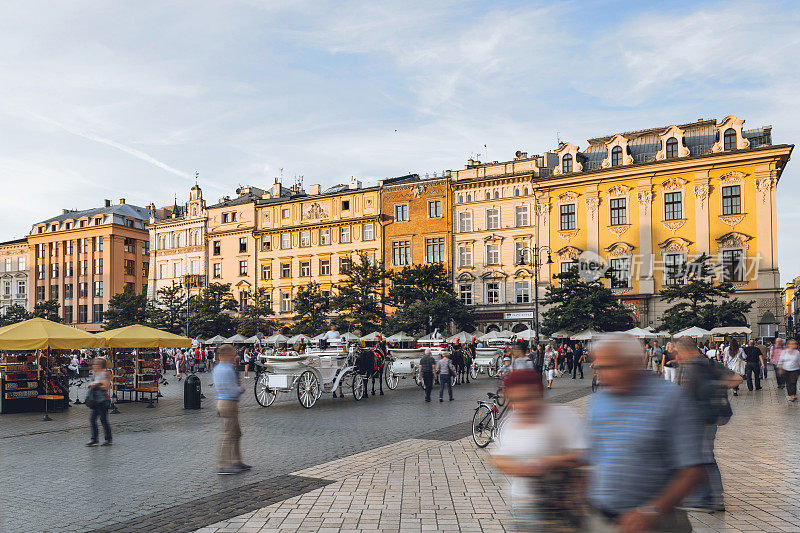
top-left (511, 340), bottom-right (534, 371)
top-left (418, 348), bottom-right (435, 402)
top-left (724, 339), bottom-right (745, 397)
top-left (777, 338), bottom-right (800, 402)
top-left (587, 333), bottom-right (706, 532)
top-left (213, 344), bottom-right (249, 475)
top-left (572, 344), bottom-right (585, 379)
top-left (543, 345), bottom-right (557, 389)
top-left (86, 357), bottom-right (112, 447)
top-left (243, 349), bottom-right (251, 379)
top-left (742, 340), bottom-right (764, 391)
top-left (770, 338), bottom-right (785, 389)
top-left (435, 351), bottom-right (456, 402)
top-left (661, 341), bottom-right (678, 383)
top-left (491, 369), bottom-right (586, 531)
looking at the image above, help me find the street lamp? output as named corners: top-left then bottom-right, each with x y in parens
top-left (518, 246), bottom-right (553, 346)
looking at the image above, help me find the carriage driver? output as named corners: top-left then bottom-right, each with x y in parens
top-left (321, 325), bottom-right (343, 349)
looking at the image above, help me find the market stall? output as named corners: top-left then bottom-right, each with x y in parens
top-left (0, 318), bottom-right (101, 415)
top-left (95, 325), bottom-right (191, 406)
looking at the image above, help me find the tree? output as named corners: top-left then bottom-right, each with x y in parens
top-left (236, 287), bottom-right (275, 337)
top-left (387, 263), bottom-right (476, 335)
top-left (541, 268), bottom-right (635, 334)
top-left (103, 288), bottom-right (149, 330)
top-left (330, 252), bottom-right (390, 332)
top-left (189, 282), bottom-right (238, 338)
top-left (151, 281), bottom-right (187, 334)
top-left (293, 282), bottom-right (329, 335)
top-left (657, 253), bottom-right (753, 332)
top-left (0, 304), bottom-right (29, 326)
top-left (32, 299), bottom-right (62, 323)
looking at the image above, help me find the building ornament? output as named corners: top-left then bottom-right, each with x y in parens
top-left (601, 134), bottom-right (634, 168)
top-left (456, 272), bottom-right (476, 282)
top-left (481, 269), bottom-right (508, 280)
top-left (658, 237), bottom-right (692, 254)
top-left (655, 125), bottom-right (690, 160)
top-left (754, 176), bottom-right (777, 203)
top-left (556, 246), bottom-right (582, 261)
top-left (513, 268), bottom-right (534, 279)
top-left (612, 287), bottom-right (634, 295)
top-left (557, 229), bottom-right (579, 242)
top-left (711, 116), bottom-right (750, 153)
top-left (608, 224), bottom-right (630, 237)
top-left (410, 185), bottom-right (427, 198)
top-left (483, 233), bottom-right (505, 243)
top-left (661, 177), bottom-right (686, 192)
top-left (693, 184), bottom-right (710, 208)
top-left (661, 219), bottom-right (686, 234)
top-left (608, 185), bottom-right (630, 198)
top-left (585, 196), bottom-right (600, 220)
top-left (302, 202), bottom-right (329, 221)
top-left (719, 214), bottom-right (745, 229)
top-left (718, 171), bottom-right (747, 185)
top-left (605, 242), bottom-right (634, 257)
top-left (716, 231), bottom-right (752, 254)
top-left (636, 190), bottom-right (652, 214)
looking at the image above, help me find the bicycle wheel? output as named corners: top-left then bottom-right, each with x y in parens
top-left (496, 387), bottom-right (506, 407)
top-left (591, 374), bottom-right (599, 393)
top-left (472, 405), bottom-right (496, 448)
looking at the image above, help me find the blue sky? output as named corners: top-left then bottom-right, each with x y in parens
top-left (1, 0), bottom-right (799, 280)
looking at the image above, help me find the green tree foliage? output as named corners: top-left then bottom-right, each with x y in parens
top-left (31, 299), bottom-right (62, 323)
top-left (293, 282), bottom-right (329, 335)
top-left (657, 253), bottom-right (753, 332)
top-left (151, 281), bottom-right (187, 334)
top-left (387, 263), bottom-right (476, 334)
top-left (103, 288), bottom-right (149, 330)
top-left (189, 282), bottom-right (238, 338)
top-left (541, 268), bottom-right (635, 334)
top-left (330, 252), bottom-right (389, 332)
top-left (0, 304), bottom-right (30, 326)
top-left (236, 287), bottom-right (275, 337)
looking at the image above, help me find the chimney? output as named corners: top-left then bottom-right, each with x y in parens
top-left (104, 199), bottom-right (111, 207)
top-left (62, 209), bottom-right (70, 214)
top-left (348, 179), bottom-right (361, 190)
top-left (309, 184), bottom-right (321, 195)
top-left (119, 198), bottom-right (126, 205)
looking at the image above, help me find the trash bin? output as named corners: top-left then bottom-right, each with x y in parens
top-left (184, 375), bottom-right (202, 410)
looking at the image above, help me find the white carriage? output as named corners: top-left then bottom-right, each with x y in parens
top-left (385, 348), bottom-right (425, 388)
top-left (253, 346), bottom-right (364, 408)
top-left (474, 346), bottom-right (504, 377)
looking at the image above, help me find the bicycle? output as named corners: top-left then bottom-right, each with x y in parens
top-left (472, 391), bottom-right (508, 448)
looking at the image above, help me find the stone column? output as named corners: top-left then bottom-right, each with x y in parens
top-left (754, 163), bottom-right (779, 289)
top-left (693, 171), bottom-right (710, 256)
top-left (637, 180), bottom-right (654, 294)
top-left (585, 185), bottom-right (600, 255)
top-left (534, 192), bottom-right (551, 299)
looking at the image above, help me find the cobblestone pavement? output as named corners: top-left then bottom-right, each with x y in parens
top-left (2, 369), bottom-right (580, 532)
top-left (199, 373), bottom-right (800, 533)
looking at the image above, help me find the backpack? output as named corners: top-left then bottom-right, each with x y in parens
top-left (693, 359), bottom-right (732, 426)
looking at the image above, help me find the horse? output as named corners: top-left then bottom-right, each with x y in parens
top-left (354, 348), bottom-right (384, 399)
top-left (450, 347), bottom-right (466, 385)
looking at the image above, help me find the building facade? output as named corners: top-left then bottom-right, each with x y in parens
top-left (0, 238), bottom-right (29, 314)
top-left (27, 199), bottom-right (153, 332)
top-left (148, 185), bottom-right (207, 300)
top-left (254, 180), bottom-right (381, 322)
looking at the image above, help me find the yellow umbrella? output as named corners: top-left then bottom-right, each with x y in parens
top-left (0, 318), bottom-right (101, 350)
top-left (95, 324), bottom-right (192, 349)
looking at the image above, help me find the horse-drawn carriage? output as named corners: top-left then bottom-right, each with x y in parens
top-left (473, 346), bottom-right (504, 377)
top-left (385, 348), bottom-right (424, 389)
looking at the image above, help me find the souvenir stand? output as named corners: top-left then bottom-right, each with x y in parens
top-left (0, 318), bottom-right (100, 417)
top-left (96, 325), bottom-right (191, 407)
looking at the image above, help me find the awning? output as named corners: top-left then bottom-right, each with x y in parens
top-left (95, 324), bottom-right (191, 348)
top-left (0, 318), bottom-right (101, 350)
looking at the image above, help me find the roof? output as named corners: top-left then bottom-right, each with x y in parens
top-left (0, 238), bottom-right (27, 246)
top-left (35, 203), bottom-right (152, 225)
top-left (208, 192), bottom-right (264, 209)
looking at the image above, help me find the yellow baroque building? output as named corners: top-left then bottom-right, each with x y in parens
top-left (452, 117), bottom-right (793, 336)
top-left (254, 180), bottom-right (381, 322)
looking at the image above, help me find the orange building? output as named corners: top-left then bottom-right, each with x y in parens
top-left (28, 199), bottom-right (154, 332)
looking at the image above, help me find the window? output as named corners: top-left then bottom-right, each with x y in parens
top-left (143, 262), bottom-right (149, 278)
top-left (213, 241), bottom-right (221, 255)
top-left (458, 211), bottom-right (473, 232)
top-left (96, 236), bottom-right (104, 252)
top-left (515, 242), bottom-right (530, 265)
top-left (81, 238), bottom-right (88, 254)
top-left (611, 146), bottom-right (623, 166)
top-left (486, 208), bottom-right (500, 230)
top-left (95, 259), bottom-right (103, 275)
top-left (261, 264), bottom-right (271, 280)
top-left (494, 191), bottom-right (500, 199)
top-left (610, 258), bottom-right (630, 288)
top-left (281, 292), bottom-right (292, 313)
top-left (38, 244), bottom-right (45, 258)
top-left (339, 257), bottom-right (351, 274)
top-left (239, 237), bottom-right (247, 253)
top-left (340, 226), bottom-right (351, 243)
top-left (281, 233), bottom-right (291, 249)
top-left (65, 241), bottom-right (72, 256)
top-left (213, 263), bottom-right (221, 278)
top-left (124, 260), bottom-right (135, 276)
top-left (559, 204), bottom-right (576, 230)
top-left (261, 236), bottom-right (272, 251)
top-left (63, 306), bottom-right (73, 324)
top-left (18, 257), bottom-right (25, 271)
top-left (515, 281), bottom-right (530, 304)
top-left (664, 254), bottom-right (685, 285)
top-left (280, 263), bottom-right (291, 278)
top-left (17, 280), bottom-right (26, 295)
top-left (64, 283), bottom-right (73, 299)
top-left (467, 194), bottom-right (472, 202)
top-left (486, 244), bottom-right (500, 265)
top-left (239, 261), bottom-right (248, 276)
top-left (486, 282), bottom-right (501, 304)
top-left (4, 258), bottom-right (11, 272)
top-left (125, 219), bottom-right (134, 228)
top-left (79, 282), bottom-right (88, 298)
top-left (51, 242), bottom-right (58, 257)
top-left (281, 208), bottom-right (290, 219)
top-left (562, 154), bottom-right (573, 174)
top-left (124, 281), bottom-right (135, 293)
top-left (459, 284), bottom-right (473, 305)
top-left (722, 185), bottom-right (741, 215)
top-left (93, 304), bottom-right (103, 323)
top-left (122, 238), bottom-right (134, 254)
top-left (392, 240), bottom-right (411, 266)
top-left (395, 204), bottom-right (408, 222)
top-left (515, 205), bottom-right (529, 227)
top-left (78, 305), bottom-right (88, 324)
top-left (666, 137), bottom-right (679, 159)
top-left (610, 198), bottom-right (627, 226)
top-left (94, 281), bottom-right (103, 297)
top-left (37, 286), bottom-right (45, 301)
top-left (458, 245), bottom-right (473, 267)
top-left (222, 213), bottom-right (229, 223)
top-left (425, 238), bottom-right (445, 263)
top-left (80, 260), bottom-right (88, 276)
top-left (559, 262), bottom-right (576, 285)
top-left (300, 231), bottom-right (311, 247)
top-left (300, 261), bottom-right (311, 277)
top-left (341, 200), bottom-right (350, 211)
top-left (172, 262), bottom-right (180, 278)
top-left (723, 128), bottom-right (737, 151)
top-left (320, 259), bottom-right (331, 275)
top-left (362, 224), bottom-right (374, 241)
top-left (428, 200), bottom-right (442, 218)
top-left (38, 265), bottom-right (45, 280)
top-left (319, 228), bottom-right (330, 245)
top-left (2, 280), bottom-right (9, 296)
top-left (51, 264), bottom-right (59, 279)
top-left (722, 249), bottom-right (744, 282)
top-left (485, 192), bottom-right (490, 200)
top-left (664, 192), bottom-right (682, 220)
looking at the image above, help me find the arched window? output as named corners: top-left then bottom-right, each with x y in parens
top-left (666, 137), bottom-right (678, 159)
top-left (467, 194), bottom-right (472, 202)
top-left (494, 191), bottom-right (500, 199)
top-left (524, 188), bottom-right (529, 195)
top-left (723, 128), bottom-right (737, 151)
top-left (611, 146), bottom-right (623, 166)
top-left (458, 195), bottom-right (463, 203)
top-left (562, 154), bottom-right (573, 174)
top-left (514, 189), bottom-right (519, 197)
top-left (485, 192), bottom-right (490, 200)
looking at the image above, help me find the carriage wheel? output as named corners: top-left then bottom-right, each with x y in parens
top-left (297, 371), bottom-right (320, 408)
top-left (385, 365), bottom-right (399, 390)
top-left (254, 373), bottom-right (277, 407)
top-left (487, 358), bottom-right (500, 378)
top-left (352, 373), bottom-right (365, 401)
top-left (469, 363), bottom-right (478, 380)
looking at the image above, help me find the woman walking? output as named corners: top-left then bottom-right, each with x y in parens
top-left (661, 341), bottom-right (678, 383)
top-left (543, 345), bottom-right (557, 389)
top-left (777, 338), bottom-right (800, 402)
top-left (86, 357), bottom-right (112, 447)
top-left (724, 339), bottom-right (746, 396)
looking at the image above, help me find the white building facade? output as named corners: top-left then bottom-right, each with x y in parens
top-left (0, 238), bottom-right (29, 314)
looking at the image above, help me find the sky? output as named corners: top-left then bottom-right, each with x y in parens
top-left (1, 0), bottom-right (799, 280)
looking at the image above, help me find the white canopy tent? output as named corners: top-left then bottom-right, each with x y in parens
top-left (673, 326), bottom-right (712, 339)
top-left (549, 329), bottom-right (573, 339)
top-left (514, 329), bottom-right (536, 341)
top-left (225, 334), bottom-right (250, 344)
top-left (245, 335), bottom-right (261, 345)
top-left (386, 331), bottom-right (416, 343)
top-left (571, 329), bottom-right (602, 341)
top-left (446, 331), bottom-right (475, 343)
top-left (341, 332), bottom-right (359, 341)
top-left (478, 331), bottom-right (502, 341)
top-left (287, 334), bottom-right (311, 344)
top-left (710, 326), bottom-right (752, 335)
top-left (205, 335), bottom-right (227, 344)
top-left (645, 326), bottom-right (671, 338)
top-left (625, 327), bottom-right (658, 339)
top-left (360, 331), bottom-right (384, 342)
top-left (264, 333), bottom-right (290, 345)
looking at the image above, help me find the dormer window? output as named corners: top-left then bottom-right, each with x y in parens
top-left (611, 146), bottom-right (623, 167)
top-left (666, 137), bottom-right (679, 159)
top-left (723, 128), bottom-right (736, 151)
top-left (562, 154), bottom-right (573, 174)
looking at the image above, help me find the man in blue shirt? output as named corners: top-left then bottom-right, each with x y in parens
top-left (586, 333), bottom-right (707, 532)
top-left (212, 344), bottom-right (249, 475)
